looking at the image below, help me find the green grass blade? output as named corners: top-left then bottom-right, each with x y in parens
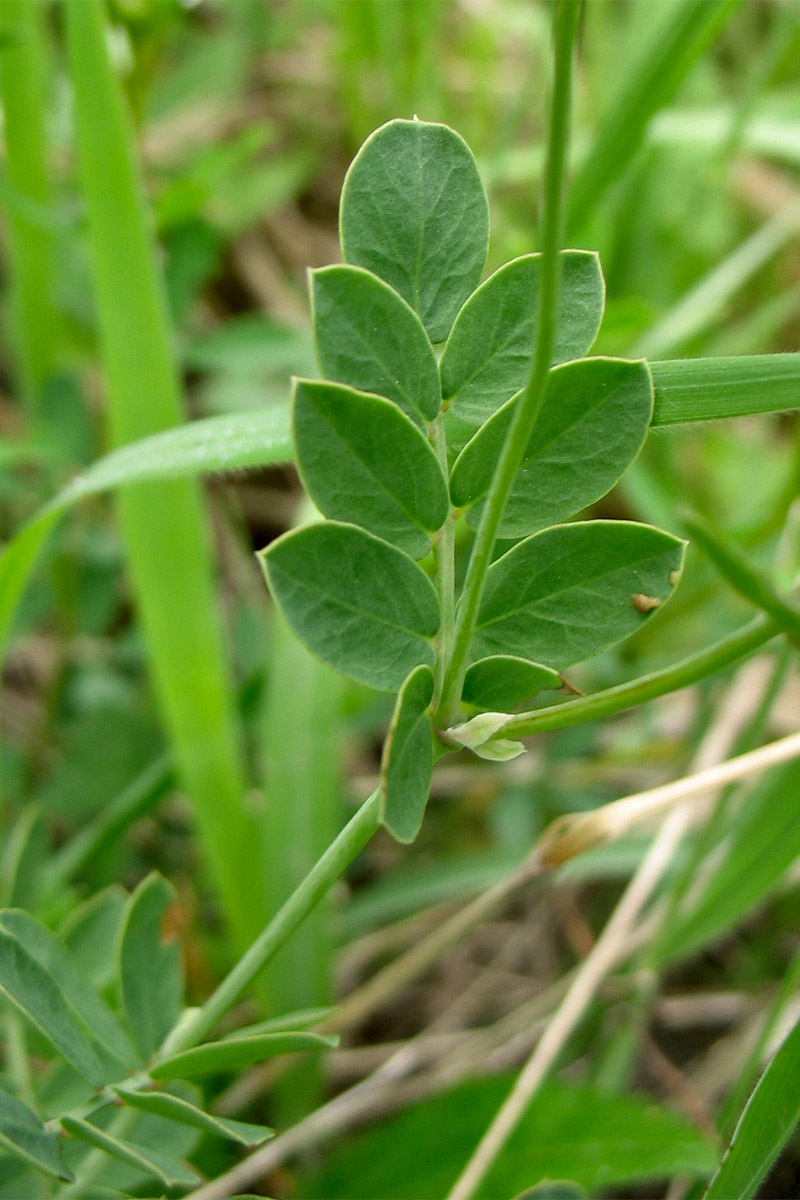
top-left (705, 1009), bottom-right (800, 1199)
top-left (65, 0), bottom-right (262, 949)
top-left (0, 0), bottom-right (57, 406)
top-left (568, 0), bottom-right (738, 232)
top-left (651, 354), bottom-right (800, 424)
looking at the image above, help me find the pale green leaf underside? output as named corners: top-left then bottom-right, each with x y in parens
top-left (117, 872), bottom-right (183, 1060)
top-left (462, 655), bottom-right (561, 711)
top-left (260, 522), bottom-right (440, 692)
top-left (114, 1087), bottom-right (275, 1148)
top-left (311, 264), bottom-right (441, 423)
top-left (0, 1087), bottom-right (74, 1183)
top-left (0, 927), bottom-right (103, 1086)
top-left (339, 118), bottom-right (489, 342)
top-left (293, 379), bottom-right (448, 559)
top-left (150, 1030), bottom-right (336, 1079)
top-left (0, 910), bottom-right (138, 1069)
top-left (705, 1010), bottom-right (800, 1200)
top-left (452, 358), bottom-right (653, 536)
top-left (380, 664), bottom-right (435, 844)
top-left (472, 521), bottom-right (686, 668)
top-left (441, 250), bottom-right (605, 423)
top-left (60, 1116), bottom-right (199, 1189)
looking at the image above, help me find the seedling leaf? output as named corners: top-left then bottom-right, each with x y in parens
top-left (340, 118), bottom-right (489, 342)
top-left (293, 379), bottom-right (448, 559)
top-left (260, 522), bottom-right (440, 692)
top-left (380, 664), bottom-right (435, 844)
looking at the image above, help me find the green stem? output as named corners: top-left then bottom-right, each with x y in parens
top-left (431, 415), bottom-right (456, 705)
top-left (159, 789), bottom-right (381, 1057)
top-left (498, 614), bottom-right (780, 739)
top-left (435, 0), bottom-right (581, 726)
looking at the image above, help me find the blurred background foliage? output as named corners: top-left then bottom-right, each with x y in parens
top-left (2, 1), bottom-right (800, 1197)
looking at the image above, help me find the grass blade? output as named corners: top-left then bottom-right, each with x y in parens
top-left (651, 354), bottom-right (800, 425)
top-left (65, 0), bottom-right (262, 949)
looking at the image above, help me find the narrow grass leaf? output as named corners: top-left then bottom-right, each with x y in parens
top-left (441, 251), bottom-right (604, 423)
top-left (705, 1009), bottom-right (800, 1199)
top-left (60, 1116), bottom-right (199, 1190)
top-left (259, 522), bottom-right (439, 691)
top-left (293, 380), bottom-right (448, 559)
top-left (462, 656), bottom-right (561, 712)
top-left (650, 354), bottom-right (800, 425)
top-left (451, 358), bottom-right (653, 535)
top-left (0, 926), bottom-right (103, 1085)
top-left (682, 510), bottom-right (800, 641)
top-left (150, 1031), bottom-right (337, 1080)
top-left (340, 118), bottom-right (489, 342)
top-left (472, 521), bottom-right (686, 668)
top-left (380, 664), bottom-right (434, 844)
top-left (311, 265), bottom-right (441, 423)
top-left (0, 1087), bottom-right (74, 1183)
top-left (0, 910), bottom-right (138, 1068)
top-left (113, 1088), bottom-right (274, 1148)
top-left (117, 873), bottom-right (182, 1061)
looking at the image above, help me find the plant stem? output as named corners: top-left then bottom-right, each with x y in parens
top-left (435, 0), bottom-right (581, 727)
top-left (431, 415), bottom-right (456, 705)
top-left (159, 789), bottom-right (381, 1057)
top-left (497, 614), bottom-right (779, 739)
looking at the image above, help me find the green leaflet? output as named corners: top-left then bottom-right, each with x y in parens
top-left (380, 665), bottom-right (435, 844)
top-left (292, 380), bottom-right (449, 559)
top-left (259, 522), bottom-right (440, 692)
top-left (117, 873), bottom-right (183, 1061)
top-left (0, 926), bottom-right (104, 1086)
top-left (472, 521), bottom-right (686, 668)
top-left (440, 251), bottom-right (605, 424)
top-left (462, 656), bottom-right (561, 712)
top-left (113, 1088), bottom-right (275, 1148)
top-left (60, 1116), bottom-right (199, 1190)
top-left (339, 118), bottom-right (489, 342)
top-left (0, 1087), bottom-right (74, 1184)
top-left (311, 265), bottom-right (441, 424)
top-left (705, 1009), bottom-right (800, 1199)
top-left (150, 1030), bottom-right (337, 1080)
top-left (451, 358), bottom-right (653, 535)
top-left (0, 910), bottom-right (138, 1069)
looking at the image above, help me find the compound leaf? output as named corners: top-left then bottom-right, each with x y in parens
top-left (380, 665), bottom-right (435, 844)
top-left (462, 656), bottom-right (561, 711)
top-left (150, 1031), bottom-right (336, 1080)
top-left (451, 358), bottom-right (653, 536)
top-left (472, 521), bottom-right (685, 668)
top-left (114, 1088), bottom-right (274, 1148)
top-left (60, 1116), bottom-right (199, 1189)
top-left (0, 909), bottom-right (138, 1069)
top-left (0, 1087), bottom-right (74, 1183)
top-left (441, 251), bottom-right (605, 424)
top-left (311, 265), bottom-right (441, 423)
top-left (260, 522), bottom-right (440, 692)
top-left (117, 873), bottom-right (183, 1061)
top-left (340, 118), bottom-right (489, 342)
top-left (293, 380), bottom-right (448, 559)
top-left (0, 924), bottom-right (104, 1086)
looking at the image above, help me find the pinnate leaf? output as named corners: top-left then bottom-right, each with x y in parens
top-left (380, 665), bottom-right (435, 844)
top-left (440, 251), bottom-right (604, 423)
top-left (293, 380), bottom-right (448, 559)
top-left (462, 656), bottom-right (561, 711)
top-left (0, 923), bottom-right (104, 1086)
top-left (340, 118), bottom-right (489, 342)
top-left (150, 1030), bottom-right (337, 1079)
top-left (311, 265), bottom-right (441, 423)
top-left (117, 873), bottom-right (183, 1060)
top-left (0, 1087), bottom-right (74, 1183)
top-left (114, 1088), bottom-right (275, 1148)
top-left (472, 521), bottom-right (685, 668)
top-left (260, 522), bottom-right (440, 692)
top-left (452, 358), bottom-right (653, 536)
